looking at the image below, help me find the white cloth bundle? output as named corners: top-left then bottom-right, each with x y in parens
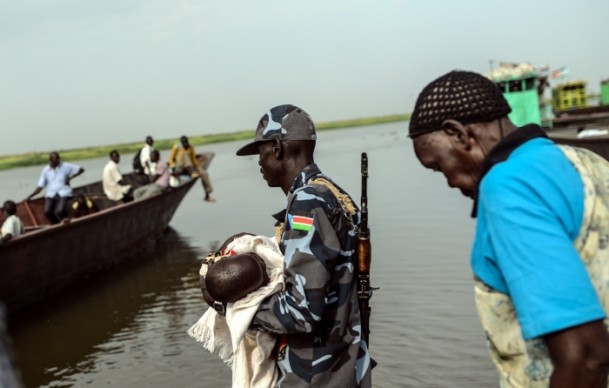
top-left (188, 235), bottom-right (284, 388)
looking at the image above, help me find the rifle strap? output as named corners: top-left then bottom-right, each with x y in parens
top-left (274, 177), bottom-right (357, 245)
top-left (274, 223), bottom-right (284, 245)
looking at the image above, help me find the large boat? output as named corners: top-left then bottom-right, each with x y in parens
top-left (0, 153), bottom-right (212, 314)
top-left (489, 63), bottom-right (609, 160)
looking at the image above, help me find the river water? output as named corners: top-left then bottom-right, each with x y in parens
top-left (1, 123), bottom-right (498, 387)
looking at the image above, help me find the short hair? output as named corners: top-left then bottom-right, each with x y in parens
top-left (180, 135), bottom-right (188, 143)
top-left (409, 70), bottom-right (511, 138)
top-left (3, 200), bottom-right (17, 215)
top-left (109, 149), bottom-right (119, 158)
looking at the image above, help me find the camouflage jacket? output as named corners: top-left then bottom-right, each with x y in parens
top-left (252, 164), bottom-right (372, 387)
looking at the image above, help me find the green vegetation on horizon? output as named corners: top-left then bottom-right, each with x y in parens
top-left (0, 113), bottom-right (409, 171)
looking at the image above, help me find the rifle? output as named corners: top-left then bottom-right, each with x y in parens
top-left (357, 152), bottom-right (372, 346)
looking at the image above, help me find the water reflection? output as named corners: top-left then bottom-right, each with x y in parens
top-left (3, 124), bottom-right (500, 387)
top-left (8, 228), bottom-right (228, 388)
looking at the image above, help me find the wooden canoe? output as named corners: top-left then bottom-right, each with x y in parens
top-left (0, 152), bottom-right (213, 313)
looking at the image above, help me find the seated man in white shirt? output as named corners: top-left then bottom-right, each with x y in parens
top-left (102, 150), bottom-right (133, 202)
top-left (0, 200), bottom-right (25, 245)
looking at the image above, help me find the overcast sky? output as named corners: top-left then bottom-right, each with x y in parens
top-left (1, 0), bottom-right (607, 155)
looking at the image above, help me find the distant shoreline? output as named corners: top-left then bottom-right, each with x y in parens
top-left (0, 114), bottom-right (409, 171)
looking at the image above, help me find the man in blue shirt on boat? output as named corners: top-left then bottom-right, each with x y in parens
top-left (409, 70), bottom-right (609, 387)
top-left (26, 151), bottom-right (84, 224)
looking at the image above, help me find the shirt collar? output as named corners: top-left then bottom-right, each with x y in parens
top-left (272, 163), bottom-right (322, 225)
top-left (471, 124), bottom-right (548, 218)
top-left (289, 163), bottom-right (322, 194)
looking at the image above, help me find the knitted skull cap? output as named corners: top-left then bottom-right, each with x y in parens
top-left (408, 70), bottom-right (511, 138)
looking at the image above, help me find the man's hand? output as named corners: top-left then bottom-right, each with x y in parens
top-left (26, 187), bottom-right (43, 201)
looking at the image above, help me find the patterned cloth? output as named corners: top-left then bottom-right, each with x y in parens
top-left (475, 144), bottom-right (609, 387)
top-left (251, 164), bottom-right (372, 388)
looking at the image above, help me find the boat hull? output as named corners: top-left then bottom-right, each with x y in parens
top-left (0, 175), bottom-right (198, 314)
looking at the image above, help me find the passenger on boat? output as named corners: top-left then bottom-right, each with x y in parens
top-left (232, 104), bottom-right (372, 387)
top-left (0, 200), bottom-right (24, 245)
top-left (71, 194), bottom-right (98, 219)
top-left (133, 150), bottom-right (171, 200)
top-left (25, 151), bottom-right (85, 224)
top-left (102, 150), bottom-right (133, 203)
top-left (132, 135), bottom-right (156, 185)
top-left (140, 135), bottom-right (155, 176)
top-left (169, 135), bottom-right (215, 202)
top-left (409, 70), bottom-right (609, 387)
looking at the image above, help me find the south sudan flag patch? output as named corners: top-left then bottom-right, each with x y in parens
top-left (289, 215), bottom-right (314, 232)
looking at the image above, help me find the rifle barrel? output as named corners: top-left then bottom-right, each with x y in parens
top-left (357, 152), bottom-right (372, 346)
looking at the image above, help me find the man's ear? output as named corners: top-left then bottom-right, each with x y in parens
top-left (272, 139), bottom-right (283, 159)
top-left (442, 119), bottom-right (472, 150)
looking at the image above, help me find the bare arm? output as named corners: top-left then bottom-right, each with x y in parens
top-left (26, 187), bottom-right (43, 201)
top-left (67, 167), bottom-right (85, 184)
top-left (546, 320), bottom-right (609, 388)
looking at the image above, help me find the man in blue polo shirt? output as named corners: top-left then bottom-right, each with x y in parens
top-left (409, 70), bottom-right (609, 387)
top-left (26, 151), bottom-right (84, 224)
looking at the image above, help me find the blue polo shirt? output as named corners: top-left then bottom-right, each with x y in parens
top-left (471, 137), bottom-right (606, 340)
top-left (37, 162), bottom-right (81, 198)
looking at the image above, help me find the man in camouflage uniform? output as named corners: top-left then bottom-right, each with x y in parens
top-left (236, 104), bottom-right (372, 387)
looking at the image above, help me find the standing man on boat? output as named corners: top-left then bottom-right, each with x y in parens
top-left (169, 135), bottom-right (215, 202)
top-left (234, 104), bottom-right (372, 387)
top-left (25, 151), bottom-right (84, 224)
top-left (102, 150), bottom-right (133, 202)
top-left (408, 70), bottom-right (609, 387)
top-left (140, 135), bottom-right (155, 176)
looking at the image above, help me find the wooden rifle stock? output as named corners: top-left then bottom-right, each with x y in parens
top-left (357, 152), bottom-right (372, 347)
